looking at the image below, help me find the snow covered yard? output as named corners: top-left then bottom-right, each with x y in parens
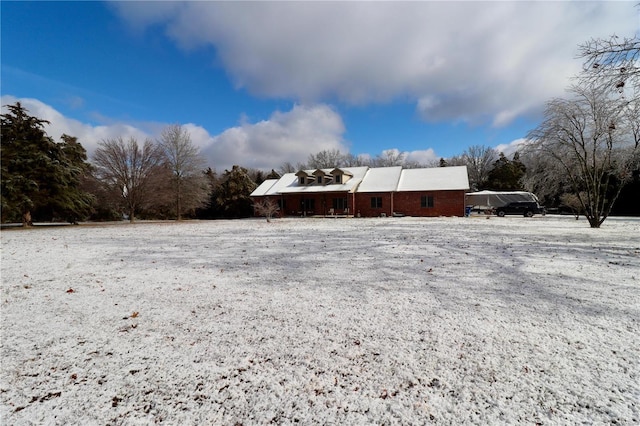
top-left (1, 216), bottom-right (639, 425)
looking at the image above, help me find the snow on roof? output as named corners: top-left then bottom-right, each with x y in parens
top-left (278, 166), bottom-right (369, 194)
top-left (250, 179), bottom-right (279, 197)
top-left (357, 166), bottom-right (403, 192)
top-left (397, 166), bottom-right (470, 192)
top-left (252, 166), bottom-right (470, 196)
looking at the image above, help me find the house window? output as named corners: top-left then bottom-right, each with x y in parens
top-left (335, 174), bottom-right (342, 184)
top-left (421, 195), bottom-right (434, 208)
top-left (371, 197), bottom-right (382, 208)
top-left (317, 176), bottom-right (323, 184)
top-left (333, 198), bottom-right (347, 210)
top-left (299, 176), bottom-right (306, 185)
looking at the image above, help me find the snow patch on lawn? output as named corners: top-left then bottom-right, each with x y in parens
top-left (1, 216), bottom-right (639, 424)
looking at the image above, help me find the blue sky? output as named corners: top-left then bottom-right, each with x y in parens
top-left (2, 1), bottom-right (637, 171)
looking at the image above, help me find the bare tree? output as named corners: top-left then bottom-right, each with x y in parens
top-left (579, 34), bottom-right (640, 91)
top-left (92, 137), bottom-right (166, 223)
top-left (342, 153), bottom-right (371, 167)
top-left (560, 192), bottom-right (583, 220)
top-left (462, 145), bottom-right (497, 190)
top-left (372, 149), bottom-right (406, 167)
top-left (279, 161), bottom-right (307, 174)
top-left (253, 198), bottom-right (280, 222)
top-left (307, 149), bottom-right (345, 169)
top-left (520, 150), bottom-right (566, 206)
top-left (158, 125), bottom-right (209, 220)
top-left (526, 83), bottom-right (639, 227)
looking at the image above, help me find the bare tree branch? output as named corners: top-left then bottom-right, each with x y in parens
top-left (92, 137), bottom-right (166, 222)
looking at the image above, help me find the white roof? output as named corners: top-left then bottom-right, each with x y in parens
top-left (250, 179), bottom-right (279, 197)
top-left (278, 167), bottom-right (369, 194)
top-left (251, 165), bottom-right (470, 196)
top-left (397, 166), bottom-right (470, 192)
top-left (357, 166), bottom-right (402, 192)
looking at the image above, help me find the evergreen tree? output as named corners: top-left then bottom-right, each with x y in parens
top-left (265, 169), bottom-right (281, 180)
top-left (216, 165), bottom-right (258, 218)
top-left (1, 102), bottom-right (93, 225)
top-left (34, 135), bottom-right (95, 223)
top-left (486, 153), bottom-right (526, 191)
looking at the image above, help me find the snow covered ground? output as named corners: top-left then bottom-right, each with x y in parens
top-left (1, 216), bottom-right (639, 425)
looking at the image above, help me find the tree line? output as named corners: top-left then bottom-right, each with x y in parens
top-left (2, 33), bottom-right (638, 227)
top-left (0, 105), bottom-right (269, 226)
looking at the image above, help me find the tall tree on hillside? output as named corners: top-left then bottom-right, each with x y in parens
top-left (463, 145), bottom-right (497, 190)
top-left (526, 82), bottom-right (639, 228)
top-left (216, 165), bottom-right (258, 218)
top-left (1, 103), bottom-right (93, 225)
top-left (157, 125), bottom-right (209, 220)
top-left (92, 137), bottom-right (167, 223)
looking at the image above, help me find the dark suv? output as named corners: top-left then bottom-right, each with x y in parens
top-left (495, 201), bottom-right (545, 217)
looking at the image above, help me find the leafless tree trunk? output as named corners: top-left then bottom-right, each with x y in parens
top-left (92, 137), bottom-right (166, 223)
top-left (158, 125), bottom-right (209, 220)
top-left (526, 83), bottom-right (639, 228)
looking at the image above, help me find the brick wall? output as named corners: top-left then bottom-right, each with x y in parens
top-left (354, 193), bottom-right (394, 217)
top-left (393, 190), bottom-right (466, 217)
top-left (280, 192), bottom-right (354, 216)
top-left (256, 190), bottom-right (466, 217)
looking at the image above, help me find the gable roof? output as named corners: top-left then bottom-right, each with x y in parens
top-left (250, 179), bottom-right (279, 197)
top-left (250, 165), bottom-right (470, 196)
top-left (397, 166), bottom-right (469, 191)
top-left (278, 166), bottom-right (369, 194)
top-left (356, 166), bottom-right (402, 192)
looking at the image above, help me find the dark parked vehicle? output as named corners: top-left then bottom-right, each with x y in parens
top-left (495, 201), bottom-right (545, 217)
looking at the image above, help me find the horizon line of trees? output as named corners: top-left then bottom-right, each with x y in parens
top-left (2, 33), bottom-right (639, 227)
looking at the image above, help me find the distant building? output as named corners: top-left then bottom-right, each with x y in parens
top-left (250, 165), bottom-right (470, 218)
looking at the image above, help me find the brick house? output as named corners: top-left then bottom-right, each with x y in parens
top-left (251, 165), bottom-right (469, 217)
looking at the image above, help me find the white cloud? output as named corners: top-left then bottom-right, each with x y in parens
top-left (494, 138), bottom-right (529, 157)
top-left (111, 1), bottom-right (635, 127)
top-left (201, 104), bottom-right (347, 171)
top-left (2, 96), bottom-right (346, 171)
top-left (406, 148), bottom-right (438, 166)
top-left (1, 95), bottom-right (149, 157)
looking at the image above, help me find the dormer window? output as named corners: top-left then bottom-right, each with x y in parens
top-left (317, 176), bottom-right (323, 185)
top-left (296, 170), bottom-right (314, 185)
top-left (330, 168), bottom-right (352, 184)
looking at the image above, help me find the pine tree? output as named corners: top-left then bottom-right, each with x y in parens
top-left (216, 165), bottom-right (258, 218)
top-left (486, 153), bottom-right (526, 191)
top-left (1, 102), bottom-right (93, 225)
